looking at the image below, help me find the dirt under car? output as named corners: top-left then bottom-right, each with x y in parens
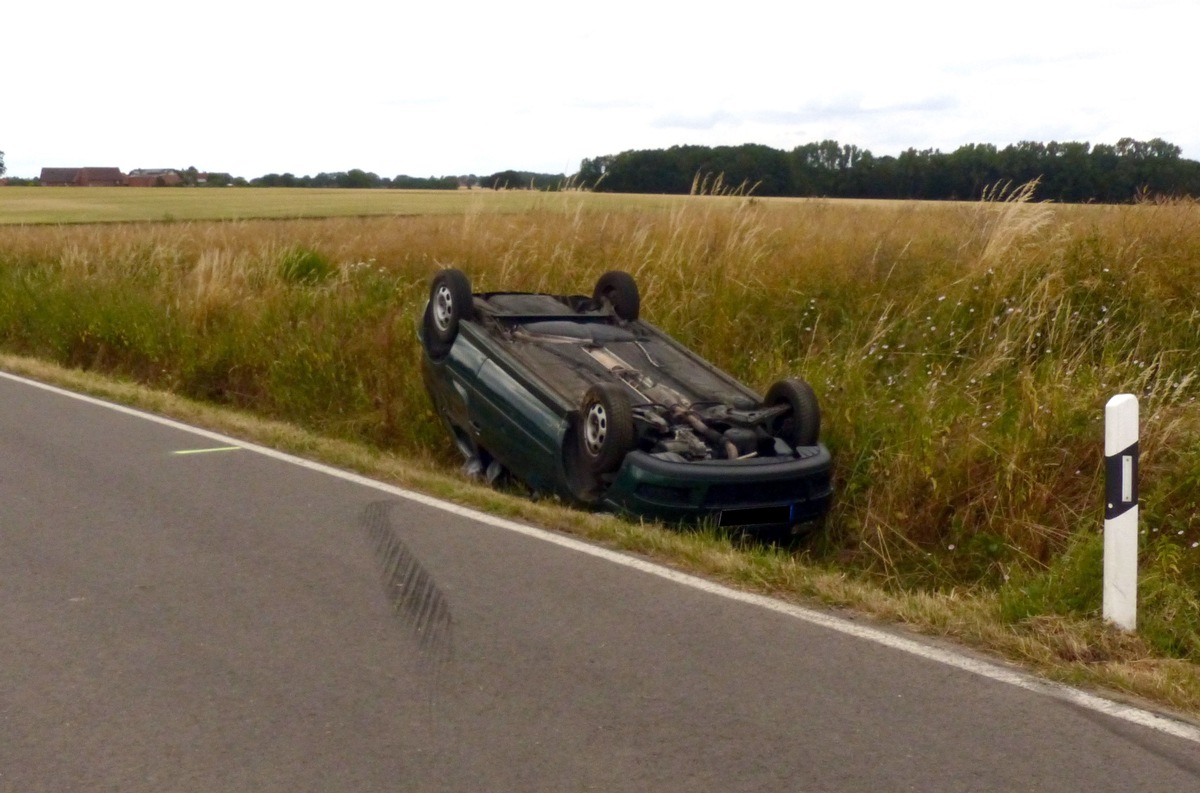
top-left (419, 268), bottom-right (832, 536)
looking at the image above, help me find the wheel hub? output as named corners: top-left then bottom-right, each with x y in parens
top-left (584, 403), bottom-right (608, 456)
top-left (433, 285), bottom-right (454, 332)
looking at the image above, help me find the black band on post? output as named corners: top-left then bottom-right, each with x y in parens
top-left (1105, 441), bottom-right (1139, 520)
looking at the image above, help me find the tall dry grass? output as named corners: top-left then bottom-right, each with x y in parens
top-left (2, 191), bottom-right (1200, 657)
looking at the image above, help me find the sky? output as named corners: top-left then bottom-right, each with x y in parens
top-left (3, 0), bottom-right (1198, 180)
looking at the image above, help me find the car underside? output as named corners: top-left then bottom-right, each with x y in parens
top-left (420, 269), bottom-right (833, 534)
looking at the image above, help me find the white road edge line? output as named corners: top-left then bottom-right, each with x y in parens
top-left (6, 369), bottom-right (1199, 745)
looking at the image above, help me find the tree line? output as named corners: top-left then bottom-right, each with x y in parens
top-left (250, 169), bottom-right (566, 190)
top-left (578, 138), bottom-right (1200, 202)
top-left (0, 158), bottom-right (567, 191)
top-left (7, 139), bottom-right (1198, 202)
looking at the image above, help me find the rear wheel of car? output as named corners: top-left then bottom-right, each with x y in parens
top-left (426, 268), bottom-right (473, 349)
top-left (765, 378), bottom-right (821, 447)
top-left (578, 383), bottom-right (636, 475)
top-left (593, 271), bottom-right (640, 322)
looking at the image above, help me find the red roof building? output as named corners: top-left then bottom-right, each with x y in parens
top-left (39, 167), bottom-right (128, 186)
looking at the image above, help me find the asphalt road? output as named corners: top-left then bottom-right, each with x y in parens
top-left (2, 372), bottom-right (1199, 792)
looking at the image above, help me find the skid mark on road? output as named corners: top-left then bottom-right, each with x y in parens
top-left (360, 501), bottom-right (453, 667)
top-left (358, 501), bottom-right (464, 784)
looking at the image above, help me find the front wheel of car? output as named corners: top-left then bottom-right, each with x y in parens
top-left (426, 268), bottom-right (473, 349)
top-left (577, 382), bottom-right (636, 476)
top-left (593, 271), bottom-right (640, 322)
top-left (765, 378), bottom-right (821, 447)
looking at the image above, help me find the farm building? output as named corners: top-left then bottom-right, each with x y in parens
top-left (40, 167), bottom-right (128, 187)
top-left (128, 168), bottom-right (183, 187)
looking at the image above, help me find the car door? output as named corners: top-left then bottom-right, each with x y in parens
top-left (469, 357), bottom-right (565, 492)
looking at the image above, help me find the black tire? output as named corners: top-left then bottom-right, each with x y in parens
top-left (593, 271), bottom-right (640, 322)
top-left (577, 383), bottom-right (636, 475)
top-left (426, 269), bottom-right (473, 348)
top-left (765, 378), bottom-right (821, 447)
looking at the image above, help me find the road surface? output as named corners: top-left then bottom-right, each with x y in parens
top-left (2, 372), bottom-right (1198, 791)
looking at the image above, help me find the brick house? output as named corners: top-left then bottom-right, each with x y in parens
top-left (39, 167), bottom-right (129, 186)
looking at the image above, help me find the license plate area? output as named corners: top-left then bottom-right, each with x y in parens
top-left (718, 505), bottom-right (792, 527)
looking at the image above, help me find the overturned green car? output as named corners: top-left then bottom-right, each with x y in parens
top-left (420, 269), bottom-right (832, 534)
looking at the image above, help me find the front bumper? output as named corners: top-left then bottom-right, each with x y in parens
top-left (601, 446), bottom-right (833, 528)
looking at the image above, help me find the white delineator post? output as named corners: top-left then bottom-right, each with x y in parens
top-left (1103, 394), bottom-right (1139, 632)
